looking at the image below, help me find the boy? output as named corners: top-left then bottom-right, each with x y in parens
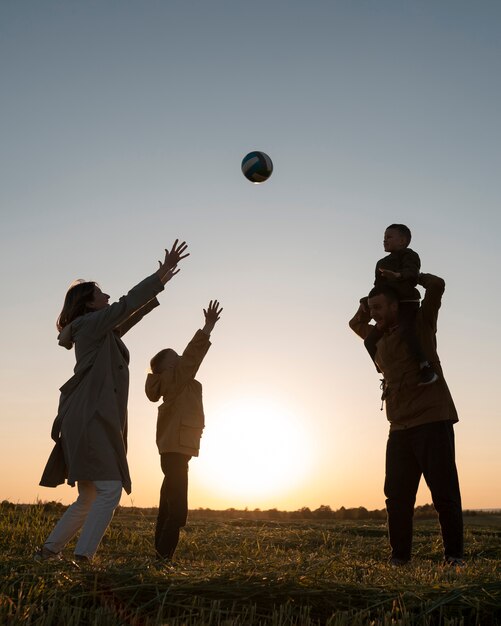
top-left (362, 224), bottom-right (438, 386)
top-left (145, 299), bottom-right (222, 560)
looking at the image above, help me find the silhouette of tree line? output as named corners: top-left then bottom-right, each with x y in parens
top-left (188, 503), bottom-right (434, 521)
top-left (2, 500), bottom-right (499, 520)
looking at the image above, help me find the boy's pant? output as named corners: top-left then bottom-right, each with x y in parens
top-left (384, 420), bottom-right (463, 561)
top-left (44, 480), bottom-right (122, 558)
top-left (155, 452), bottom-right (191, 559)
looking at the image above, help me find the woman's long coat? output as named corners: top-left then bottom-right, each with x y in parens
top-left (40, 273), bottom-right (164, 494)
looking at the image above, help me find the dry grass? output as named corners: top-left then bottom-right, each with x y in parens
top-left (1, 503), bottom-right (500, 625)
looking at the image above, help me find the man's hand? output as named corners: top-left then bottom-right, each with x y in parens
top-left (157, 240), bottom-right (190, 284)
top-left (203, 300), bottom-right (223, 335)
top-left (359, 296), bottom-right (369, 314)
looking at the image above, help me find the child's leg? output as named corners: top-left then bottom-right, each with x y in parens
top-left (44, 481), bottom-right (97, 554)
top-left (156, 453), bottom-right (190, 560)
top-left (155, 475), bottom-right (169, 554)
top-left (364, 326), bottom-right (383, 373)
top-left (398, 302), bottom-right (427, 364)
top-left (398, 302), bottom-right (437, 385)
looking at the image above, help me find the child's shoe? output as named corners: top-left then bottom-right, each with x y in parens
top-left (443, 556), bottom-right (466, 568)
top-left (419, 365), bottom-right (438, 386)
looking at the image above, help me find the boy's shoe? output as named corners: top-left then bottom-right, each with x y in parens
top-left (33, 546), bottom-right (62, 562)
top-left (149, 558), bottom-right (177, 572)
top-left (418, 365), bottom-right (438, 386)
top-left (444, 556), bottom-right (466, 568)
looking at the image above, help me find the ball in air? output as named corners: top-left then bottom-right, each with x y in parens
top-left (241, 151), bottom-right (273, 183)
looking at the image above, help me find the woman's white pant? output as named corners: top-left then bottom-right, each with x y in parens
top-left (44, 480), bottom-right (122, 558)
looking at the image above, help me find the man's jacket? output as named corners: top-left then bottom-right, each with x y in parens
top-left (350, 273), bottom-right (458, 431)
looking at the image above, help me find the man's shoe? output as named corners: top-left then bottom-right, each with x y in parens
top-left (389, 556), bottom-right (410, 566)
top-left (33, 546), bottom-right (62, 562)
top-left (418, 365), bottom-right (438, 386)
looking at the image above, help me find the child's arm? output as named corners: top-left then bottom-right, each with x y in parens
top-left (169, 300), bottom-right (223, 392)
top-left (202, 300), bottom-right (223, 336)
top-left (379, 249), bottom-right (420, 284)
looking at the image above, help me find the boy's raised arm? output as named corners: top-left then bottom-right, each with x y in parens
top-left (202, 300), bottom-right (223, 336)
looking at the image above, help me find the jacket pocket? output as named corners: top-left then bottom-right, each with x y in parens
top-left (179, 426), bottom-right (203, 450)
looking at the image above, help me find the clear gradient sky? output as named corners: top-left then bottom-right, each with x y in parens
top-left (1, 1), bottom-right (500, 511)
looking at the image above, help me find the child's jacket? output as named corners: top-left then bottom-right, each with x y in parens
top-left (145, 330), bottom-right (211, 456)
top-left (375, 248), bottom-right (421, 301)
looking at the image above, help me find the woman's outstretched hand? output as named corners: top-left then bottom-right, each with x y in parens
top-left (157, 240), bottom-right (190, 284)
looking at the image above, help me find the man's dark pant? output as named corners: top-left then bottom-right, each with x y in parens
top-left (384, 420), bottom-right (463, 561)
top-left (155, 452), bottom-right (191, 559)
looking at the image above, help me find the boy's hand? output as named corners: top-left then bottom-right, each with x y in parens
top-left (203, 300), bottom-right (223, 334)
top-left (379, 268), bottom-right (401, 279)
top-left (157, 240), bottom-right (190, 284)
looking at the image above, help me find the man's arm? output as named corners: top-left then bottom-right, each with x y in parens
top-left (349, 299), bottom-right (374, 340)
top-left (418, 273), bottom-right (445, 330)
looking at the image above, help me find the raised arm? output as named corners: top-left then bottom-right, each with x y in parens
top-left (170, 301), bottom-right (222, 390)
top-left (116, 241), bottom-right (190, 336)
top-left (156, 240), bottom-right (189, 285)
top-left (78, 241), bottom-right (189, 339)
top-left (116, 297), bottom-right (160, 337)
top-left (202, 300), bottom-right (223, 336)
top-left (349, 298), bottom-right (373, 340)
top-left (418, 273), bottom-right (445, 330)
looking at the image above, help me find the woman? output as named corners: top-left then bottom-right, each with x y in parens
top-left (37, 240), bottom-right (189, 562)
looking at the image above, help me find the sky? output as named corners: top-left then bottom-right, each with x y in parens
top-left (1, 0), bottom-right (500, 511)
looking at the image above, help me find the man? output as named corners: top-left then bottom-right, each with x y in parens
top-left (349, 273), bottom-right (464, 566)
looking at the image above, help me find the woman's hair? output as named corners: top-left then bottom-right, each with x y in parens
top-left (57, 281), bottom-right (97, 332)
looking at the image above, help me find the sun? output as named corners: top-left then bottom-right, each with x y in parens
top-left (195, 396), bottom-right (311, 504)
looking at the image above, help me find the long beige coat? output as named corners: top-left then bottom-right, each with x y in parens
top-left (40, 273), bottom-right (164, 494)
top-left (349, 273), bottom-right (458, 431)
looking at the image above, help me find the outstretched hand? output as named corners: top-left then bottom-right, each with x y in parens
top-left (203, 300), bottom-right (223, 334)
top-left (157, 240), bottom-right (190, 284)
top-left (379, 268), bottom-right (401, 280)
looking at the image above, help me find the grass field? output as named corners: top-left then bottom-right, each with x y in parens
top-left (1, 503), bottom-right (500, 625)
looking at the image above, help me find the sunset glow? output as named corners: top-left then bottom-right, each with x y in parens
top-left (197, 397), bottom-right (312, 503)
